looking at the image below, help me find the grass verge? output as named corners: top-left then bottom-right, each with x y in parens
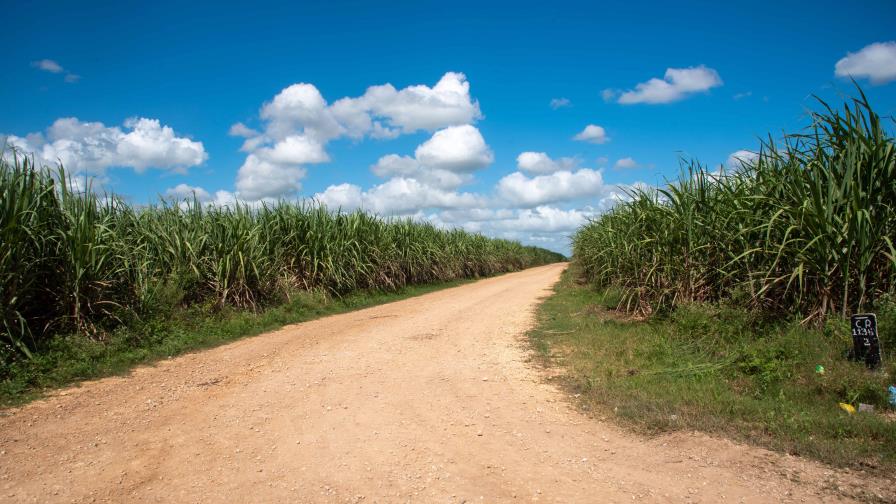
top-left (529, 267), bottom-right (896, 471)
top-left (1, 278), bottom-right (471, 408)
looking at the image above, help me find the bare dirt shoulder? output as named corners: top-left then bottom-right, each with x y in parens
top-left (1, 264), bottom-right (891, 503)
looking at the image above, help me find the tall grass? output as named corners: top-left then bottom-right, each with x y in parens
top-left (573, 89), bottom-right (896, 320)
top-left (0, 155), bottom-right (563, 365)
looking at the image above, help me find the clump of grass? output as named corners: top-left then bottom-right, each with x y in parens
top-left (559, 87), bottom-right (896, 470)
top-left (573, 87), bottom-right (895, 323)
top-left (0, 153), bottom-right (564, 376)
top-left (530, 268), bottom-right (896, 470)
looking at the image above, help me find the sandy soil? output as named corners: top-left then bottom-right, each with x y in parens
top-left (0, 263), bottom-right (892, 503)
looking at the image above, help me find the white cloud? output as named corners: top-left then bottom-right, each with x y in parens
top-left (601, 89), bottom-right (617, 102)
top-left (260, 83), bottom-right (341, 141)
top-left (311, 163), bottom-right (639, 255)
top-left (427, 204), bottom-right (611, 255)
top-left (414, 124), bottom-right (493, 171)
top-left (516, 151), bottom-right (579, 174)
top-left (312, 183), bottom-right (363, 211)
top-left (371, 154), bottom-right (420, 178)
top-left (358, 72), bottom-right (482, 133)
top-left (209, 190), bottom-right (244, 208)
top-left (252, 72), bottom-right (481, 144)
top-left (57, 172), bottom-right (108, 194)
top-left (312, 163), bottom-right (647, 256)
top-left (726, 149), bottom-right (759, 169)
top-left (369, 124), bottom-right (492, 191)
top-left (166, 183), bottom-right (212, 202)
top-left (437, 208), bottom-right (515, 224)
top-left (365, 178), bottom-right (483, 214)
top-left (235, 154), bottom-right (307, 201)
top-left (573, 124), bottom-right (609, 144)
top-left (255, 135), bottom-right (329, 165)
top-left (31, 59), bottom-right (80, 83)
top-left (4, 117), bottom-right (207, 174)
top-left (115, 118), bottom-right (207, 172)
top-left (231, 72), bottom-right (482, 201)
top-left (492, 206), bottom-right (592, 232)
top-left (835, 41), bottom-right (896, 84)
top-left (228, 122), bottom-right (266, 152)
top-left (594, 182), bottom-right (652, 210)
top-left (31, 59), bottom-right (63, 73)
top-left (371, 154), bottom-right (469, 190)
top-left (228, 122), bottom-right (259, 138)
top-left (315, 177), bottom-right (484, 215)
top-left (496, 169), bottom-right (606, 207)
top-left (550, 98), bottom-right (571, 109)
top-left (616, 65), bottom-right (722, 104)
top-left (614, 157), bottom-right (638, 169)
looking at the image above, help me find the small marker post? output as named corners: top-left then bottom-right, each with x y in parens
top-left (850, 313), bottom-right (881, 370)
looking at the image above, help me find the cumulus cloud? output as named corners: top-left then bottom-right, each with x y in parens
top-left (314, 124), bottom-right (494, 215)
top-left (312, 162), bottom-right (645, 255)
top-left (311, 183), bottom-right (363, 211)
top-left (726, 149), bottom-right (759, 169)
top-left (235, 154), bottom-right (308, 201)
top-left (315, 178), bottom-right (484, 215)
top-left (516, 151), bottom-right (579, 174)
top-left (436, 208), bottom-right (515, 224)
top-left (371, 154), bottom-right (422, 178)
top-left (165, 183), bottom-right (212, 202)
top-left (573, 124), bottom-right (609, 144)
top-left (414, 124), bottom-right (493, 171)
top-left (231, 72), bottom-right (482, 201)
top-left (365, 178), bottom-right (484, 214)
top-left (314, 125), bottom-right (493, 215)
top-left (496, 169), bottom-right (606, 207)
top-left (372, 155), bottom-right (469, 190)
top-left (3, 117), bottom-right (207, 174)
top-left (550, 97), bottom-right (571, 109)
top-left (255, 135), bottom-right (330, 165)
top-left (492, 206), bottom-right (592, 232)
top-left (259, 83), bottom-right (342, 141)
top-left (429, 204), bottom-right (618, 254)
top-left (358, 72), bottom-right (482, 133)
top-left (252, 71), bottom-right (480, 144)
top-left (370, 154), bottom-right (421, 178)
top-left (313, 160), bottom-right (639, 255)
top-left (615, 65), bottom-right (722, 104)
top-left (369, 124), bottom-right (493, 191)
top-left (835, 41), bottom-right (896, 84)
top-left (614, 157), bottom-right (638, 169)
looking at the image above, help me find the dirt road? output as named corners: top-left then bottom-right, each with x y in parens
top-left (1, 264), bottom-right (891, 503)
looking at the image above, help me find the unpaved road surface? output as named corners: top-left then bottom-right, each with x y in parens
top-left (1, 264), bottom-right (892, 503)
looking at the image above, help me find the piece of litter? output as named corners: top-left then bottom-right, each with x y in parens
top-left (857, 403), bottom-right (875, 413)
top-left (839, 402), bottom-right (856, 414)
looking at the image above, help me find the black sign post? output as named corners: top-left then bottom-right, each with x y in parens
top-left (850, 313), bottom-right (881, 370)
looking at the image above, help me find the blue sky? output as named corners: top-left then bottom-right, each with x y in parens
top-left (3, 1), bottom-right (896, 254)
